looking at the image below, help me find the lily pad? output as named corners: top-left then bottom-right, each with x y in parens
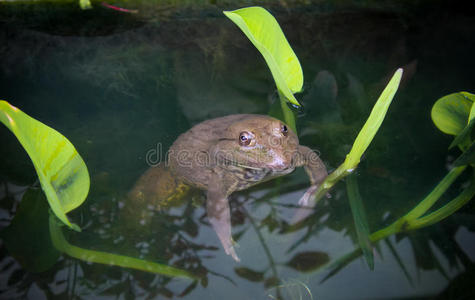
top-left (0, 100), bottom-right (90, 231)
top-left (224, 6), bottom-right (303, 106)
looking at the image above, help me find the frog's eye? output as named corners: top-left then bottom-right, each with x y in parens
top-left (281, 124), bottom-right (288, 136)
top-left (239, 131), bottom-right (253, 146)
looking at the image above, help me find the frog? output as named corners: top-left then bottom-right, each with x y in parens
top-left (164, 114), bottom-right (327, 261)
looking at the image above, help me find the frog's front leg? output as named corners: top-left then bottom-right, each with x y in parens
top-left (207, 169), bottom-right (240, 262)
top-left (294, 145), bottom-right (328, 207)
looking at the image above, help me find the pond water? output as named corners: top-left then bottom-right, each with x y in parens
top-left (1, 1), bottom-right (475, 299)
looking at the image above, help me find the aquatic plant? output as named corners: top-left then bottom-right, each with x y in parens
top-left (224, 6), bottom-right (474, 276)
top-left (225, 6), bottom-right (402, 268)
top-left (224, 6), bottom-right (302, 132)
top-left (0, 100), bottom-right (197, 280)
top-left (0, 100), bottom-right (89, 231)
top-left (48, 213), bottom-right (198, 280)
top-left (224, 7), bottom-right (303, 107)
top-left (319, 91), bottom-right (475, 281)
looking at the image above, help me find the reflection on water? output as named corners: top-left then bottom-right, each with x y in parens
top-left (1, 1), bottom-right (475, 299)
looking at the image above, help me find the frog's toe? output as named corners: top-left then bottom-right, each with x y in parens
top-left (298, 185), bottom-right (318, 207)
top-left (225, 245), bottom-right (240, 262)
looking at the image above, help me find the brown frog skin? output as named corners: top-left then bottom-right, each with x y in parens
top-left (166, 114), bottom-right (327, 261)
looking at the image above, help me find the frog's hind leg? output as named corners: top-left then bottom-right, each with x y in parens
top-left (207, 170), bottom-right (240, 262)
top-left (122, 164), bottom-right (190, 228)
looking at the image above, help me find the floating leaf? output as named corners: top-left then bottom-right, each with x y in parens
top-left (286, 251), bottom-right (329, 273)
top-left (0, 100), bottom-right (90, 231)
top-left (0, 188), bottom-right (60, 272)
top-left (224, 6), bottom-right (303, 106)
top-left (234, 266), bottom-right (265, 282)
top-left (346, 174), bottom-right (373, 270)
top-left (431, 92), bottom-right (473, 136)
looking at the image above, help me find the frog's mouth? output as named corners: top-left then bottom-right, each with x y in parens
top-left (222, 158), bottom-right (262, 170)
top-left (222, 158), bottom-right (293, 176)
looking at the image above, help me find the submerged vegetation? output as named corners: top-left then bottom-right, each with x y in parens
top-left (1, 1), bottom-right (474, 299)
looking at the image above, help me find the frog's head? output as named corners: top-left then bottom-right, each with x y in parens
top-left (213, 115), bottom-right (299, 173)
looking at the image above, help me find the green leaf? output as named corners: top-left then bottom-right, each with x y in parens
top-left (465, 92), bottom-right (475, 121)
top-left (343, 68), bottom-right (403, 170)
top-left (311, 69), bottom-right (402, 206)
top-left (449, 92), bottom-right (475, 149)
top-left (224, 6), bottom-right (303, 106)
top-left (0, 188), bottom-right (60, 272)
top-left (0, 100), bottom-right (90, 231)
top-left (431, 92), bottom-right (473, 136)
top-left (346, 174), bottom-right (373, 270)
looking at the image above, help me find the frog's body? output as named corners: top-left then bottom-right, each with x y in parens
top-left (129, 114), bottom-right (327, 261)
top-left (127, 165), bottom-right (191, 210)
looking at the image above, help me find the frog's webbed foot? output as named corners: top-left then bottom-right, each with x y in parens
top-left (207, 171), bottom-right (240, 262)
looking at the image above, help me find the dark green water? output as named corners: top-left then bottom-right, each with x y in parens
top-left (1, 1), bottom-right (475, 299)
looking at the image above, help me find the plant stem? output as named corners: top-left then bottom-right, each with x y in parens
top-left (371, 166), bottom-right (467, 241)
top-left (278, 90), bottom-right (297, 134)
top-left (312, 69), bottom-right (403, 206)
top-left (408, 172), bottom-right (475, 230)
top-left (404, 166), bottom-right (466, 221)
top-left (319, 167), bottom-right (474, 279)
top-left (48, 214), bottom-right (198, 280)
top-left (313, 163), bottom-right (350, 205)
